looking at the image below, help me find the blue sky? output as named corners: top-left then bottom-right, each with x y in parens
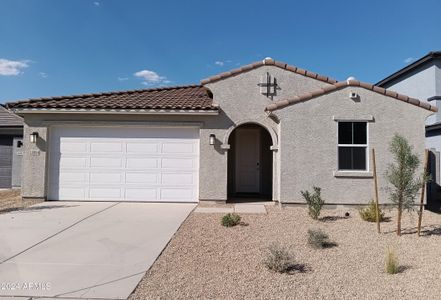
top-left (1, 0), bottom-right (440, 102)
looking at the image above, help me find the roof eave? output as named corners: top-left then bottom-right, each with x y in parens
top-left (11, 108), bottom-right (220, 116)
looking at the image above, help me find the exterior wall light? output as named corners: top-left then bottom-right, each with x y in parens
top-left (30, 132), bottom-right (39, 143)
top-left (209, 134), bottom-right (216, 145)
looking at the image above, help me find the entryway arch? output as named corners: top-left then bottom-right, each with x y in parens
top-left (226, 123), bottom-right (274, 200)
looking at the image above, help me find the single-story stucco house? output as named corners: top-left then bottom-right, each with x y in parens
top-left (5, 57), bottom-right (436, 204)
top-left (0, 105), bottom-right (23, 188)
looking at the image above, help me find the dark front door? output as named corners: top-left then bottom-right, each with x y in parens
top-left (0, 137), bottom-right (13, 188)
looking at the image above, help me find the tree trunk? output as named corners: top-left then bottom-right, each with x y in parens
top-left (397, 206), bottom-right (402, 236)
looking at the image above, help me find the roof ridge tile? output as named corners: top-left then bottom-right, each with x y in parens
top-left (201, 59), bottom-right (337, 85)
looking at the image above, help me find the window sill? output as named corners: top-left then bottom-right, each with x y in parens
top-left (333, 171), bottom-right (373, 178)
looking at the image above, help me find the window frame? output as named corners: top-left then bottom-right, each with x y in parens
top-left (337, 121), bottom-right (369, 172)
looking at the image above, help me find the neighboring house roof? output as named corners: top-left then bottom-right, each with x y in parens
top-left (376, 51), bottom-right (441, 87)
top-left (426, 122), bottom-right (441, 132)
top-left (201, 57), bottom-right (338, 85)
top-left (0, 106), bottom-right (23, 127)
top-left (265, 79), bottom-right (438, 112)
top-left (6, 85), bottom-right (217, 111)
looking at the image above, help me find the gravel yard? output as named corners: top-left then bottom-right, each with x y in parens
top-left (0, 189), bottom-right (41, 214)
top-left (130, 205), bottom-right (441, 300)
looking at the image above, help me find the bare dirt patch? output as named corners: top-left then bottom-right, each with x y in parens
top-left (0, 189), bottom-right (42, 214)
top-left (130, 206), bottom-right (441, 300)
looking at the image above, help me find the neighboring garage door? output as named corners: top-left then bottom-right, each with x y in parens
top-left (0, 137), bottom-right (12, 188)
top-left (48, 126), bottom-right (199, 202)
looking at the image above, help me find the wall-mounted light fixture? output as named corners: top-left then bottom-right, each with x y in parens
top-left (209, 134), bottom-right (216, 145)
top-left (30, 132), bottom-right (39, 143)
top-left (349, 92), bottom-right (359, 100)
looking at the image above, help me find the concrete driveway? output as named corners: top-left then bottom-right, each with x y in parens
top-left (0, 201), bottom-right (195, 300)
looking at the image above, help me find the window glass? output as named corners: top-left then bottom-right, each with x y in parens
top-left (338, 122), bottom-right (367, 170)
top-left (353, 122), bottom-right (367, 144)
top-left (338, 147), bottom-right (352, 170)
top-left (338, 122), bottom-right (352, 144)
top-left (352, 147), bottom-right (366, 170)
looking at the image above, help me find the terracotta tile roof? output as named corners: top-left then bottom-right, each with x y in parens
top-left (6, 85), bottom-right (217, 111)
top-left (201, 57), bottom-right (338, 85)
top-left (265, 79), bottom-right (438, 113)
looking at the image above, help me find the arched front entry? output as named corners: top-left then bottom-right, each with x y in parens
top-left (227, 123), bottom-right (273, 200)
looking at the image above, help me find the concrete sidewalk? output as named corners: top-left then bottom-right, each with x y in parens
top-left (0, 201), bottom-right (195, 299)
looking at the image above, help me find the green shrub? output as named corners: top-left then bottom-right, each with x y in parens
top-left (263, 243), bottom-right (297, 274)
top-left (385, 247), bottom-right (399, 275)
top-left (301, 186), bottom-right (325, 220)
top-left (359, 200), bottom-right (386, 222)
top-left (221, 213), bottom-right (241, 227)
top-left (308, 229), bottom-right (335, 249)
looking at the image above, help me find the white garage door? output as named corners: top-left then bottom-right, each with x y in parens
top-left (48, 126), bottom-right (199, 202)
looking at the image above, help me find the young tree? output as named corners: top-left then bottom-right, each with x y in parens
top-left (385, 134), bottom-right (426, 236)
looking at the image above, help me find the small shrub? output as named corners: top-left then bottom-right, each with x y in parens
top-left (308, 229), bottom-right (335, 249)
top-left (221, 213), bottom-right (241, 227)
top-left (301, 186), bottom-right (325, 220)
top-left (359, 200), bottom-right (386, 222)
top-left (263, 243), bottom-right (296, 274)
top-left (385, 247), bottom-right (399, 274)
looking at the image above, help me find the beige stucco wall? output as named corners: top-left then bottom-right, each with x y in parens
top-left (203, 65), bottom-right (333, 201)
top-left (19, 64), bottom-right (331, 201)
top-left (276, 86), bottom-right (432, 204)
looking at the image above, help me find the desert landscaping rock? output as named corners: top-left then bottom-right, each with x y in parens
top-left (0, 189), bottom-right (42, 214)
top-left (130, 206), bottom-right (441, 300)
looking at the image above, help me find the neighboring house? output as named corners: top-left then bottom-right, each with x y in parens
top-left (0, 106), bottom-right (23, 188)
top-left (6, 58), bottom-right (435, 204)
top-left (377, 51), bottom-right (441, 210)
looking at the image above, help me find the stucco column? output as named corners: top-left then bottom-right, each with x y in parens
top-left (21, 124), bottom-right (48, 199)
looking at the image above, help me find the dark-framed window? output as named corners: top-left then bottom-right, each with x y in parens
top-left (338, 122), bottom-right (367, 170)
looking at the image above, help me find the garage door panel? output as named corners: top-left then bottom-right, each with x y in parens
top-left (162, 142), bottom-right (195, 154)
top-left (125, 172), bottom-right (158, 184)
top-left (161, 158), bottom-right (195, 169)
top-left (90, 157), bottom-right (123, 168)
top-left (89, 188), bottom-right (123, 199)
top-left (162, 173), bottom-right (195, 185)
top-left (90, 142), bottom-right (123, 153)
top-left (126, 157), bottom-right (159, 169)
top-left (49, 126), bottom-right (199, 202)
top-left (126, 143), bottom-right (159, 154)
top-left (90, 172), bottom-right (123, 184)
top-left (60, 157), bottom-right (88, 168)
top-left (125, 188), bottom-right (157, 200)
top-left (58, 188), bottom-right (87, 200)
top-left (60, 142), bottom-right (87, 153)
top-left (58, 172), bottom-right (89, 184)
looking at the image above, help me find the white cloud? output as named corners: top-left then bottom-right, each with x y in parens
top-left (93, 1), bottom-right (100, 6)
top-left (404, 57), bottom-right (414, 64)
top-left (214, 61), bottom-right (224, 66)
top-left (0, 59), bottom-right (29, 76)
top-left (39, 72), bottom-right (48, 78)
top-left (117, 77), bottom-right (129, 81)
top-left (134, 69), bottom-right (170, 86)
